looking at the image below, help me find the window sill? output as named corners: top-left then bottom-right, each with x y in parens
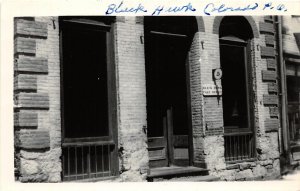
top-left (226, 158), bottom-right (256, 165)
top-left (64, 176), bottom-right (119, 183)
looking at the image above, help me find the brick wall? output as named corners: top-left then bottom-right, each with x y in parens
top-left (188, 32), bottom-right (205, 167)
top-left (197, 16), bottom-right (281, 180)
top-left (14, 17), bottom-right (61, 182)
top-left (114, 17), bottom-right (148, 181)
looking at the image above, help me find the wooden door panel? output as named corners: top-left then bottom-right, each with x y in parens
top-left (173, 135), bottom-right (189, 166)
top-left (148, 137), bottom-right (168, 168)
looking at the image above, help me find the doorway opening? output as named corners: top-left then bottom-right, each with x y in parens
top-left (144, 17), bottom-right (197, 168)
top-left (60, 17), bottom-right (118, 181)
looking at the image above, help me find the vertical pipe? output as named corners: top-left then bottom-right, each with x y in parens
top-left (276, 16), bottom-right (290, 164)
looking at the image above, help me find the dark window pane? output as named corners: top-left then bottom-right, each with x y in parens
top-left (220, 44), bottom-right (248, 129)
top-left (62, 23), bottom-right (109, 138)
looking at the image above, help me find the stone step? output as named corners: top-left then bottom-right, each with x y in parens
top-left (147, 166), bottom-right (212, 181)
top-left (162, 175), bottom-right (220, 182)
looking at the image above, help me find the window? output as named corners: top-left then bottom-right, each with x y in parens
top-left (60, 17), bottom-right (118, 181)
top-left (286, 63), bottom-right (300, 146)
top-left (219, 17), bottom-right (255, 162)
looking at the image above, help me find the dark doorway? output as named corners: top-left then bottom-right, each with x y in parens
top-left (144, 17), bottom-right (197, 168)
top-left (62, 22), bottom-right (109, 139)
top-left (60, 17), bottom-right (118, 181)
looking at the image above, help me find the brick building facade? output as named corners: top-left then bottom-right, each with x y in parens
top-left (13, 16), bottom-right (299, 182)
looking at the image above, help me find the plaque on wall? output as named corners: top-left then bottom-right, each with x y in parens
top-left (203, 84), bottom-right (222, 96)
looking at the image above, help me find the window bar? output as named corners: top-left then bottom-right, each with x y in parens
top-left (75, 146), bottom-right (77, 180)
top-left (236, 135), bottom-right (238, 161)
top-left (240, 135), bottom-right (243, 160)
top-left (82, 146), bottom-right (84, 179)
top-left (245, 135), bottom-right (247, 159)
top-left (95, 145), bottom-right (98, 177)
top-left (102, 145), bottom-right (104, 177)
top-left (88, 146), bottom-right (91, 178)
top-left (67, 147), bottom-right (70, 180)
top-left (249, 135), bottom-right (252, 158)
top-left (230, 136), bottom-right (232, 161)
top-left (229, 136), bottom-right (232, 161)
top-left (234, 136), bottom-right (236, 161)
top-left (247, 135), bottom-right (250, 158)
top-left (237, 135), bottom-right (240, 160)
top-left (108, 145), bottom-right (111, 176)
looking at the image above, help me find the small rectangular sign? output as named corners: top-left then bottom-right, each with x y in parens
top-left (203, 84), bottom-right (222, 96)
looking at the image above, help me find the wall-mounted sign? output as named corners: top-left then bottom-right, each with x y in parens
top-left (203, 84), bottom-right (222, 96)
top-left (212, 68), bottom-right (223, 80)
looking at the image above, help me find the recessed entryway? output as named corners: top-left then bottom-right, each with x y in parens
top-left (144, 17), bottom-right (197, 168)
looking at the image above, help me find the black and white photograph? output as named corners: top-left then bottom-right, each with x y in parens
top-left (10, 15), bottom-right (300, 183)
top-left (1, 0), bottom-right (300, 190)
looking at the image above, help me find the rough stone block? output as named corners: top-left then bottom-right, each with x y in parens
top-left (226, 164), bottom-right (239, 170)
top-left (260, 159), bottom-right (273, 166)
top-left (16, 92), bottom-right (49, 109)
top-left (252, 165), bottom-right (267, 179)
top-left (261, 46), bottom-right (275, 57)
top-left (263, 95), bottom-right (278, 105)
top-left (16, 55), bottom-right (48, 74)
top-left (20, 159), bottom-right (40, 175)
top-left (15, 129), bottom-right (50, 149)
top-left (14, 74), bottom-right (37, 91)
top-left (262, 70), bottom-right (277, 81)
top-left (235, 169), bottom-right (253, 180)
top-left (239, 162), bottom-right (252, 170)
top-left (15, 37), bottom-right (36, 55)
top-left (19, 173), bottom-right (48, 182)
top-left (14, 111), bottom-right (38, 127)
top-left (15, 19), bottom-right (47, 38)
top-left (265, 119), bottom-right (279, 132)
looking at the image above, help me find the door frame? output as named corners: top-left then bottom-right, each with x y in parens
top-left (59, 17), bottom-right (119, 180)
top-left (145, 31), bottom-right (194, 168)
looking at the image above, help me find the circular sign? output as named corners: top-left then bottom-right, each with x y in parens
top-left (213, 68), bottom-right (223, 80)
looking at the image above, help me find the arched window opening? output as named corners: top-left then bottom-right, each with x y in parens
top-left (219, 16), bottom-right (255, 162)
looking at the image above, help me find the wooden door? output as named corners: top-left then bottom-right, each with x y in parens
top-left (146, 33), bottom-right (190, 168)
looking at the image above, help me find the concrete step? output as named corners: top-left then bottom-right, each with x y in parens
top-left (147, 166), bottom-right (215, 182)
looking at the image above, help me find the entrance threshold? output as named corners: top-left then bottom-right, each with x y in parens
top-left (147, 166), bottom-right (212, 181)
